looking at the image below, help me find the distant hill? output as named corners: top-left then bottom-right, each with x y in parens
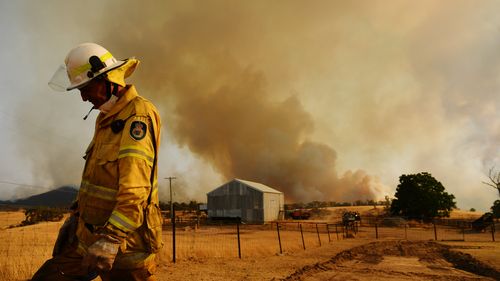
top-left (0, 186), bottom-right (78, 208)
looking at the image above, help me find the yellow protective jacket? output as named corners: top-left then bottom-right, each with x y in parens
top-left (75, 85), bottom-right (162, 269)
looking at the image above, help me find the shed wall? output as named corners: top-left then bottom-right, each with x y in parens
top-left (263, 192), bottom-right (284, 221)
top-left (207, 180), bottom-right (264, 222)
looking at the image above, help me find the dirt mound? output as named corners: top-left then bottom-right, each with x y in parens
top-left (281, 241), bottom-right (500, 281)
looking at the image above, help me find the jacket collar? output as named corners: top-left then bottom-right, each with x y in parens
top-left (97, 85), bottom-right (138, 127)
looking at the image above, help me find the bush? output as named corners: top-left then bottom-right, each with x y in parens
top-left (21, 207), bottom-right (65, 226)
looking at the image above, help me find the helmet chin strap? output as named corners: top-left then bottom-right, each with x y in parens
top-left (105, 80), bottom-right (118, 100)
top-left (98, 80), bottom-right (120, 114)
top-left (83, 80), bottom-right (119, 120)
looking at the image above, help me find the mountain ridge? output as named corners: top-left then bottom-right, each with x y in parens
top-left (0, 186), bottom-right (78, 208)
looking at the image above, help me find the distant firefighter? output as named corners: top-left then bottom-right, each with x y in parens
top-left (32, 43), bottom-right (162, 281)
top-left (342, 211), bottom-right (361, 226)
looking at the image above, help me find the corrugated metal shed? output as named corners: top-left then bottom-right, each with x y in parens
top-left (207, 178), bottom-right (284, 223)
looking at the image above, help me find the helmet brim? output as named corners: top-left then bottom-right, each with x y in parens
top-left (66, 59), bottom-right (128, 91)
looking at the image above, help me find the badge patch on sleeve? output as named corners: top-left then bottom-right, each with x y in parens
top-left (130, 121), bottom-right (147, 141)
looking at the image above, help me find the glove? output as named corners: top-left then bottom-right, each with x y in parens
top-left (52, 211), bottom-right (78, 256)
top-left (82, 236), bottom-right (121, 272)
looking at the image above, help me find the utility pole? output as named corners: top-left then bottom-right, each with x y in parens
top-left (165, 176), bottom-right (176, 263)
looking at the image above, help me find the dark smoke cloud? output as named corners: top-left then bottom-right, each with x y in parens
top-left (94, 1), bottom-right (381, 202)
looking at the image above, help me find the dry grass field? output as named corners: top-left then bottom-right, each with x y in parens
top-left (0, 219), bottom-right (62, 281)
top-left (0, 207), bottom-right (497, 281)
top-left (448, 209), bottom-right (484, 220)
top-left (0, 211), bottom-right (25, 229)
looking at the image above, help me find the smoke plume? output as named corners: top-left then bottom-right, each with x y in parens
top-left (93, 1), bottom-right (383, 202)
top-left (7, 1), bottom-right (499, 209)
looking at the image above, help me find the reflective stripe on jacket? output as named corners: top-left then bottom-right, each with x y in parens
top-left (76, 85), bottom-right (161, 268)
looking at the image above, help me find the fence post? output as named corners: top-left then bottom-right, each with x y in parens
top-left (335, 224), bottom-right (339, 240)
top-left (316, 223), bottom-right (321, 246)
top-left (492, 222), bottom-right (496, 242)
top-left (326, 224), bottom-right (331, 242)
top-left (237, 222), bottom-right (241, 259)
top-left (375, 223), bottom-right (378, 239)
top-left (276, 222), bottom-right (282, 254)
top-left (300, 224), bottom-right (306, 250)
top-left (433, 221), bottom-right (438, 241)
top-left (172, 205), bottom-right (176, 263)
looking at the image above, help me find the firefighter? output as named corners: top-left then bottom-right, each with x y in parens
top-left (32, 43), bottom-right (163, 281)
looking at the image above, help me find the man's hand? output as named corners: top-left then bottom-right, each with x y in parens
top-left (82, 236), bottom-right (121, 272)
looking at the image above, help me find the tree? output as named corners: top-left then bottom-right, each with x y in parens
top-left (491, 200), bottom-right (500, 218)
top-left (390, 172), bottom-right (456, 220)
top-left (383, 195), bottom-right (392, 210)
top-left (482, 166), bottom-right (500, 197)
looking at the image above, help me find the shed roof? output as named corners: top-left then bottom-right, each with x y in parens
top-left (234, 178), bottom-right (282, 194)
top-left (208, 178), bottom-right (283, 195)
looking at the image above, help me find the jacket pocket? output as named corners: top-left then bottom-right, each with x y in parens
top-left (96, 143), bottom-right (119, 165)
top-left (143, 203), bottom-right (163, 253)
top-left (92, 143), bottom-right (120, 189)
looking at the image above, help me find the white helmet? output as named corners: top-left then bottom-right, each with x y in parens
top-left (49, 43), bottom-right (126, 91)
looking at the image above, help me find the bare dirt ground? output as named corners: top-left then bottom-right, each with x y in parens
top-left (155, 239), bottom-right (500, 281)
top-left (279, 240), bottom-right (500, 281)
top-left (156, 239), bottom-right (367, 281)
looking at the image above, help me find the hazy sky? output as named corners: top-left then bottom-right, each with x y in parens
top-left (0, 1), bottom-right (498, 211)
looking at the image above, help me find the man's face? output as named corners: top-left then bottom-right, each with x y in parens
top-left (79, 78), bottom-right (108, 108)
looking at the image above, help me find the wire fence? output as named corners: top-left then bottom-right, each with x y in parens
top-left (0, 210), bottom-right (498, 281)
top-left (157, 216), bottom-right (498, 263)
top-left (0, 211), bottom-right (61, 281)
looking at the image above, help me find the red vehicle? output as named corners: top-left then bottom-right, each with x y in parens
top-left (289, 209), bottom-right (311, 220)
